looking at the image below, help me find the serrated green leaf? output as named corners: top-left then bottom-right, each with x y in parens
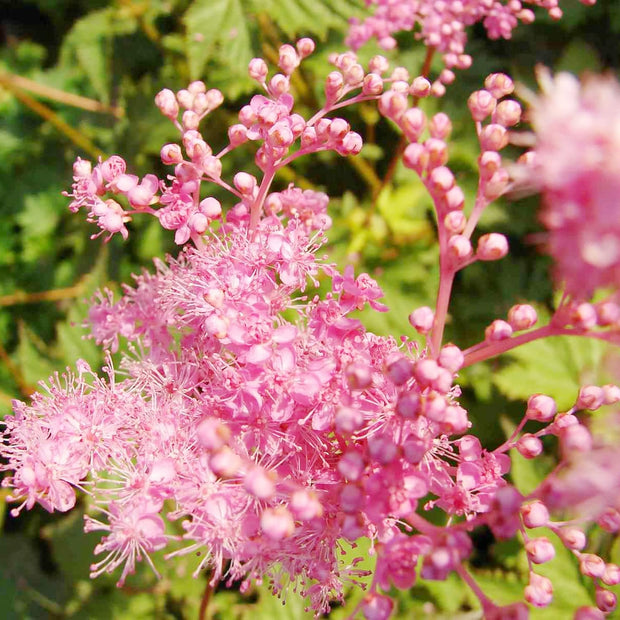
top-left (60, 9), bottom-right (116, 102)
top-left (184, 0), bottom-right (253, 84)
top-left (258, 0), bottom-right (364, 39)
top-left (16, 322), bottom-right (57, 386)
top-left (491, 335), bottom-right (609, 409)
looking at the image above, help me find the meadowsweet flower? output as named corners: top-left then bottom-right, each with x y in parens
top-left (526, 70), bottom-right (620, 297)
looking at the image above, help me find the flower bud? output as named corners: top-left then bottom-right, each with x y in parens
top-left (468, 89), bottom-right (496, 121)
top-left (508, 304), bottom-right (538, 330)
top-left (575, 385), bottom-right (604, 410)
top-left (260, 506), bottom-right (294, 540)
top-left (526, 394), bottom-right (557, 422)
top-left (477, 233), bottom-right (508, 261)
top-left (524, 572), bottom-right (553, 607)
top-left (409, 306), bottom-right (434, 334)
top-left (525, 537), bottom-right (555, 564)
top-left (517, 434), bottom-right (543, 458)
top-left (521, 501), bottom-right (550, 528)
top-left (485, 319), bottom-right (513, 342)
top-left (411, 76), bottom-right (431, 98)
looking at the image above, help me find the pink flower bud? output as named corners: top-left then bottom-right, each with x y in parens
top-left (517, 434), bottom-right (543, 458)
top-left (603, 384), bottom-right (620, 404)
top-left (209, 446), bottom-right (241, 477)
top-left (602, 563), bottom-right (620, 586)
top-left (493, 99), bottom-right (522, 127)
top-left (233, 172), bottom-right (257, 195)
top-left (199, 197), bottom-right (222, 219)
top-left (468, 89), bottom-right (496, 121)
top-left (278, 44), bottom-right (299, 75)
top-left (155, 88), bottom-right (179, 118)
top-left (443, 404), bottom-right (470, 434)
top-left (508, 304), bottom-right (538, 330)
top-left (182, 110), bottom-right (200, 131)
top-left (402, 436), bottom-right (429, 464)
top-left (598, 508), bottom-right (620, 532)
top-left (260, 506), bottom-right (294, 540)
top-left (362, 73), bottom-right (384, 96)
top-left (192, 92), bottom-right (209, 115)
top-left (423, 391), bottom-right (447, 422)
top-left (525, 537), bottom-right (555, 564)
top-left (396, 391), bottom-right (420, 419)
top-left (340, 484), bottom-right (364, 513)
top-left (571, 303), bottom-right (598, 330)
top-left (73, 157), bottom-right (92, 177)
top-left (296, 37), bottom-right (315, 58)
top-left (438, 186), bottom-right (463, 212)
top-left (403, 142), bottom-right (429, 173)
top-left (580, 554), bottom-right (606, 579)
top-left (524, 572), bottom-right (553, 607)
top-left (409, 306), bottom-right (434, 334)
top-left (414, 359), bottom-right (440, 387)
top-left (411, 76), bottom-right (431, 97)
top-left (244, 467), bottom-right (276, 500)
top-left (447, 235), bottom-right (473, 262)
top-left (560, 424), bottom-right (592, 454)
top-left (385, 355), bottom-right (413, 385)
top-left (378, 90), bottom-right (408, 121)
top-left (368, 55), bottom-right (389, 74)
top-left (206, 89), bottom-right (224, 109)
top-left (480, 124), bottom-right (509, 151)
top-left (344, 63), bottom-right (364, 86)
top-left (485, 319), bottom-right (513, 342)
top-left (428, 166), bottom-right (455, 194)
top-left (576, 385), bottom-right (605, 410)
top-left (484, 73), bottom-right (514, 98)
top-left (269, 74), bottom-right (289, 96)
top-left (176, 88), bottom-right (193, 109)
top-left (335, 406), bottom-right (364, 434)
top-left (362, 594), bottom-right (394, 620)
top-left (160, 143), bottom-right (183, 165)
top-left (521, 501), bottom-right (550, 528)
top-left (596, 588), bottom-right (617, 612)
top-left (574, 607), bottom-right (605, 620)
top-left (559, 526), bottom-right (587, 550)
top-left (290, 489), bottom-right (323, 520)
top-left (100, 155), bottom-right (126, 182)
top-left (399, 107), bottom-right (426, 142)
top-left (338, 451), bottom-right (365, 481)
top-left (346, 361), bottom-right (373, 390)
top-left (338, 132), bottom-right (363, 156)
top-left (367, 434), bottom-right (397, 464)
top-left (431, 80), bottom-right (446, 97)
top-left (429, 112), bottom-right (452, 139)
top-left (478, 150), bottom-right (502, 179)
top-left (325, 71), bottom-right (344, 100)
top-left (444, 211), bottom-right (467, 234)
top-left (439, 69), bottom-right (455, 85)
top-left (425, 138), bottom-right (448, 168)
top-left (228, 123), bottom-right (248, 146)
top-left (477, 233), bottom-right (509, 261)
top-left (438, 344), bottom-right (464, 373)
top-left (596, 301), bottom-right (620, 325)
top-left (526, 394), bottom-right (557, 422)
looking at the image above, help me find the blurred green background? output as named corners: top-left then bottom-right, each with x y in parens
top-left (1, 0), bottom-right (620, 617)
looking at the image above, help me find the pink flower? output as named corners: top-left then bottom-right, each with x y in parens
top-left (527, 71), bottom-right (620, 297)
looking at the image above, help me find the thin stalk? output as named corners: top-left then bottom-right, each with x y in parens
top-left (0, 71), bottom-right (123, 117)
top-left (5, 84), bottom-right (104, 159)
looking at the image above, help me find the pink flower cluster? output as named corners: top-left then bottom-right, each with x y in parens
top-left (5, 17), bottom-right (620, 620)
top-left (523, 70), bottom-right (620, 298)
top-left (347, 0), bottom-right (596, 91)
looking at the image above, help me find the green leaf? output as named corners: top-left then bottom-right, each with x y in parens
top-left (259, 0), bottom-right (364, 39)
top-left (16, 322), bottom-right (57, 386)
top-left (491, 335), bottom-right (609, 410)
top-left (60, 9), bottom-right (117, 102)
top-left (184, 0), bottom-right (253, 83)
